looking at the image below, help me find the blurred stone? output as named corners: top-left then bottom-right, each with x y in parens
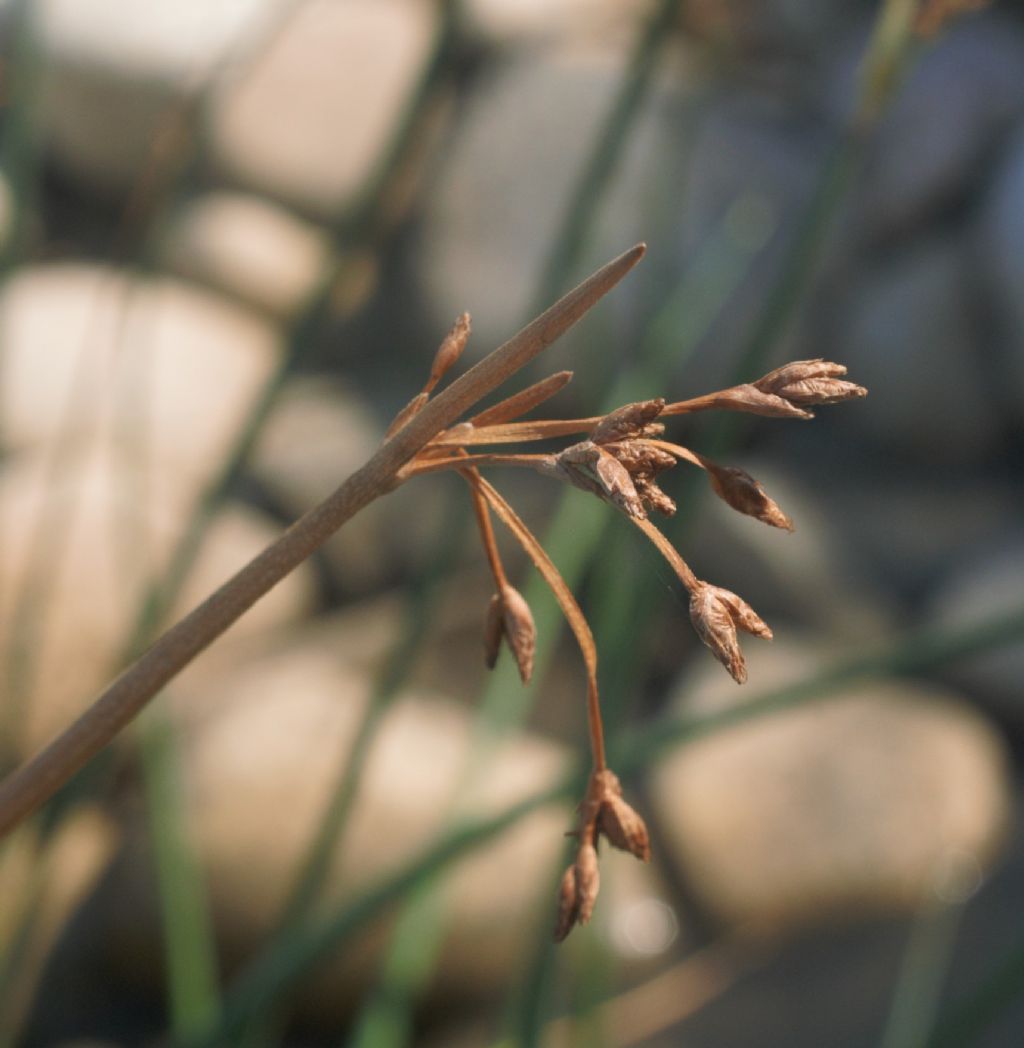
top-left (926, 541), bottom-right (1024, 723)
top-left (463, 0), bottom-right (641, 43)
top-left (651, 639), bottom-right (1011, 926)
top-left (831, 12), bottom-right (1024, 241)
top-left (210, 0), bottom-right (437, 217)
top-left (828, 236), bottom-right (998, 464)
top-left (0, 264), bottom-right (281, 506)
top-left (33, 0), bottom-right (279, 192)
top-left (160, 192), bottom-right (330, 318)
top-left (0, 447), bottom-right (316, 754)
top-left (816, 473), bottom-right (1019, 602)
top-left (974, 123), bottom-right (1024, 418)
top-left (686, 459), bottom-right (895, 638)
top-left (418, 42), bottom-right (686, 362)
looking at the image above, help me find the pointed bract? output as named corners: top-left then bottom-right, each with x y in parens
top-left (706, 463), bottom-right (794, 531)
top-left (574, 842), bottom-right (601, 925)
top-left (501, 584), bottom-right (536, 684)
top-left (689, 582), bottom-right (771, 683)
top-left (556, 441), bottom-right (646, 519)
top-left (599, 794), bottom-right (652, 862)
top-left (553, 863), bottom-right (581, 943)
top-left (591, 398), bottom-right (665, 445)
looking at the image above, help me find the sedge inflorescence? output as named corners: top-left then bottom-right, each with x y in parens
top-left (389, 313), bottom-right (866, 941)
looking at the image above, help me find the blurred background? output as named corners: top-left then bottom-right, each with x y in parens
top-left (1, 0), bottom-right (1023, 1045)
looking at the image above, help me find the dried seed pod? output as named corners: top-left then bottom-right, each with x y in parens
top-left (634, 476), bottom-right (676, 517)
top-left (689, 582), bottom-right (772, 684)
top-left (591, 398), bottom-right (665, 445)
top-left (599, 794), bottom-right (652, 862)
top-left (574, 842), bottom-right (601, 925)
top-left (754, 359), bottom-right (867, 408)
top-left (556, 441), bottom-right (646, 519)
top-left (604, 440), bottom-right (676, 475)
top-left (553, 863), bottom-right (581, 943)
top-left (705, 463), bottom-right (794, 531)
top-left (482, 586), bottom-right (536, 683)
top-left (713, 384), bottom-right (813, 420)
top-left (500, 583), bottom-right (536, 685)
top-left (426, 312), bottom-right (471, 392)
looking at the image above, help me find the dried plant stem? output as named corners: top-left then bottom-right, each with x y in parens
top-left (470, 475), bottom-right (606, 772)
top-left (0, 244), bottom-right (646, 839)
top-left (401, 452), bottom-right (554, 479)
top-left (631, 516), bottom-right (698, 591)
top-left (464, 469), bottom-right (508, 590)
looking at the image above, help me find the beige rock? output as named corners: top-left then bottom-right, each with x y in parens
top-left (251, 377), bottom-right (455, 596)
top-left (464, 0), bottom-right (642, 42)
top-left (210, 0), bottom-right (437, 217)
top-left (0, 264), bottom-right (281, 507)
top-left (0, 447), bottom-right (316, 754)
top-left (33, 0), bottom-right (280, 192)
top-left (651, 639), bottom-right (1012, 927)
top-left (161, 192), bottom-right (330, 318)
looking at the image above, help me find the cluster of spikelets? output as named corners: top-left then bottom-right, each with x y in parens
top-left (387, 314), bottom-right (866, 941)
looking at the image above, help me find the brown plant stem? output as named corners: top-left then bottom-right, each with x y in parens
top-left (631, 516), bottom-right (699, 591)
top-left (0, 244), bottom-right (646, 839)
top-left (400, 452), bottom-right (555, 479)
top-left (469, 474), bottom-right (606, 772)
top-left (463, 469), bottom-right (508, 591)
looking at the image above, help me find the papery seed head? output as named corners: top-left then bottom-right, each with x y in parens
top-left (591, 399), bottom-right (665, 445)
top-left (553, 863), bottom-right (581, 943)
top-left (428, 312), bottom-right (471, 389)
top-left (575, 843), bottom-right (601, 925)
top-left (635, 477), bottom-right (676, 517)
top-left (715, 384), bottom-right (814, 419)
top-left (689, 582), bottom-right (747, 684)
top-left (599, 795), bottom-right (652, 862)
top-left (706, 464), bottom-right (794, 531)
top-left (774, 377), bottom-right (868, 406)
top-left (501, 584), bottom-right (536, 685)
top-left (556, 442), bottom-right (646, 519)
top-left (714, 585), bottom-right (773, 639)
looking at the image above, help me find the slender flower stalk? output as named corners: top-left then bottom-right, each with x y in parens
top-left (0, 240), bottom-right (866, 939)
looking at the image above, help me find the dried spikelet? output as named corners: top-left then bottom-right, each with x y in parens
top-left (712, 384), bottom-right (814, 420)
top-left (591, 398), bottom-right (665, 445)
top-left (500, 584), bottom-right (536, 684)
top-left (754, 359), bottom-right (867, 410)
top-left (555, 441), bottom-right (646, 519)
top-left (426, 312), bottom-right (471, 392)
top-left (574, 842), bottom-right (601, 925)
top-left (705, 463), bottom-right (794, 531)
top-left (553, 863), bottom-right (581, 943)
top-left (482, 586), bottom-right (536, 683)
top-left (689, 582), bottom-right (772, 684)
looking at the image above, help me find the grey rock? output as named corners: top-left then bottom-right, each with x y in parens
top-left (927, 540), bottom-right (1024, 722)
top-left (974, 122), bottom-right (1024, 420)
top-left (829, 235), bottom-right (998, 463)
top-left (831, 12), bottom-right (1024, 241)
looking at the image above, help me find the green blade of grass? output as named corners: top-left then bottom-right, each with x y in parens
top-left (140, 708), bottom-right (221, 1040)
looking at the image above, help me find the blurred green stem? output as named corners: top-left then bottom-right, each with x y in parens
top-left (141, 710), bottom-right (221, 1040)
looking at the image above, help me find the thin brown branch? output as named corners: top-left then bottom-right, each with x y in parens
top-left (470, 474), bottom-right (606, 772)
top-left (469, 370), bottom-right (574, 428)
top-left (399, 451), bottom-right (555, 480)
top-left (0, 244), bottom-right (646, 838)
top-left (630, 515), bottom-right (699, 591)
